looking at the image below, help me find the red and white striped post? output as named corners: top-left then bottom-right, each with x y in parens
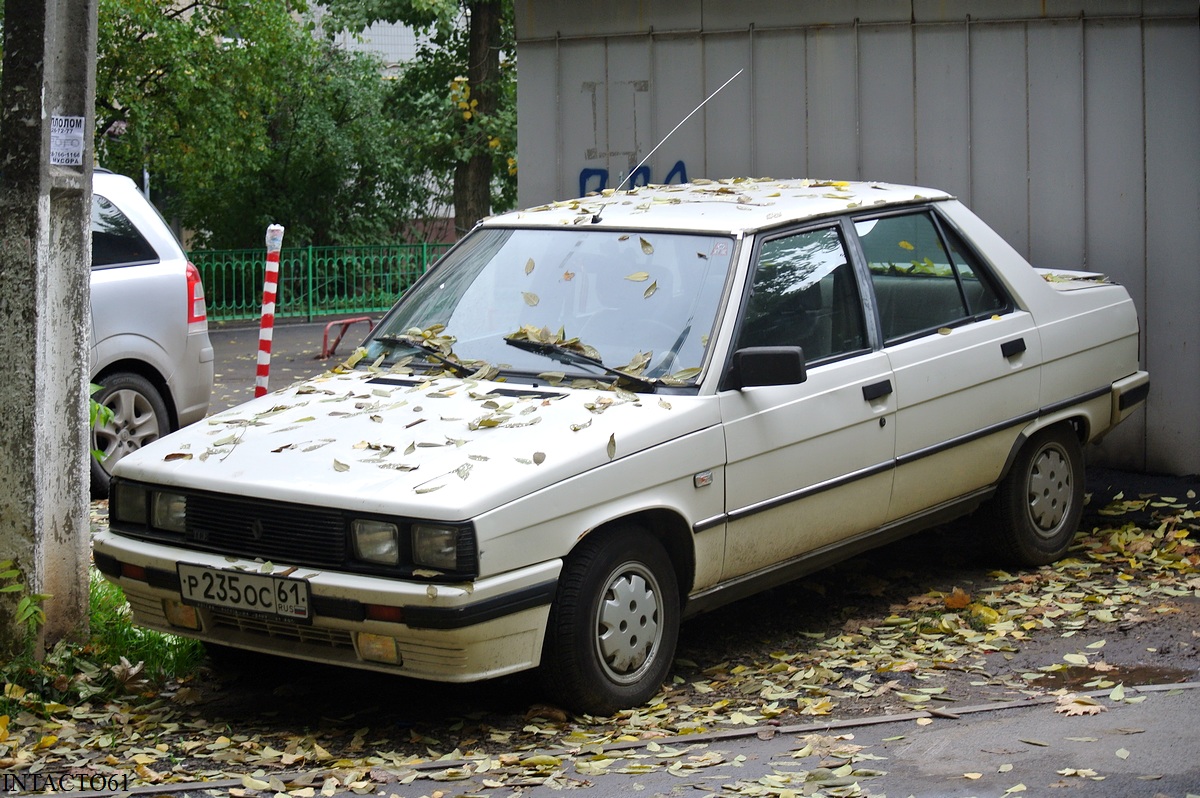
top-left (255, 224), bottom-right (286, 397)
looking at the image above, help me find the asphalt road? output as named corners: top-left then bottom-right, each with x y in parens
top-left (208, 319), bottom-right (369, 414)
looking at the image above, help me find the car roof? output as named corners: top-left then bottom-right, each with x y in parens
top-left (484, 178), bottom-right (954, 235)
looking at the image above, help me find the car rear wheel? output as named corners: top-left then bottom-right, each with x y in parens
top-left (91, 371), bottom-right (171, 496)
top-left (990, 424), bottom-right (1084, 566)
top-left (543, 525), bottom-right (679, 716)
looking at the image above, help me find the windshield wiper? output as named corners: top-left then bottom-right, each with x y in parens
top-left (372, 335), bottom-right (477, 379)
top-left (504, 336), bottom-right (657, 393)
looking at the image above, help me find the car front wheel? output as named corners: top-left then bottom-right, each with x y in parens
top-left (543, 524), bottom-right (680, 716)
top-left (91, 371), bottom-right (171, 496)
top-left (991, 424), bottom-right (1085, 566)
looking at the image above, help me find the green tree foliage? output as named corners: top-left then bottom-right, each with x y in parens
top-left (1, 0), bottom-right (516, 247)
top-left (323, 0), bottom-right (517, 237)
top-left (95, 0), bottom-right (424, 248)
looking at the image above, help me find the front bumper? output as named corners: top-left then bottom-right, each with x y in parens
top-left (93, 530), bottom-right (560, 682)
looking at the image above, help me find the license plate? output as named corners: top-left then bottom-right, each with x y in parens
top-left (178, 563), bottom-right (310, 621)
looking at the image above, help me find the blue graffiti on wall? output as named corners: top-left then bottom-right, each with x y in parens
top-left (579, 160), bottom-right (689, 197)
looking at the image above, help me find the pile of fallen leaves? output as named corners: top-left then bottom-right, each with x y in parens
top-left (1, 483), bottom-right (1195, 794)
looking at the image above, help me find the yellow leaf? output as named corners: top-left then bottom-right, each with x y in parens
top-left (607, 433), bottom-right (617, 460)
top-left (522, 291), bottom-right (540, 306)
top-left (333, 459), bottom-right (349, 472)
top-left (625, 272), bottom-right (651, 282)
top-left (644, 281), bottom-right (658, 299)
top-left (521, 754), bottom-right (562, 767)
top-left (639, 237), bottom-right (654, 254)
top-left (241, 774), bottom-right (272, 790)
top-left (898, 240), bottom-right (915, 250)
top-left (525, 258), bottom-right (535, 275)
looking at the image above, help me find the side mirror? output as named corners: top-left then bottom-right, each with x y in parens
top-left (725, 346), bottom-right (807, 390)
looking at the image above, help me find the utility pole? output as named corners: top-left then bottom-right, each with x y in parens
top-left (0, 0), bottom-right (98, 655)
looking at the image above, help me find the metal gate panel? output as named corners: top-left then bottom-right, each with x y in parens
top-left (702, 33), bottom-right (754, 179)
top-left (858, 24), bottom-right (916, 186)
top-left (1142, 20), bottom-right (1200, 474)
top-left (1082, 21), bottom-right (1145, 292)
top-left (969, 23), bottom-right (1031, 254)
top-left (913, 25), bottom-right (971, 202)
top-left (805, 26), bottom-right (859, 178)
top-left (1027, 21), bottom-right (1086, 272)
top-left (604, 37), bottom-right (654, 186)
top-left (751, 30), bottom-right (807, 178)
top-left (650, 36), bottom-right (707, 186)
top-left (515, 42), bottom-right (559, 203)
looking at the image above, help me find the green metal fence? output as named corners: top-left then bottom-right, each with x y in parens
top-left (190, 243), bottom-right (453, 323)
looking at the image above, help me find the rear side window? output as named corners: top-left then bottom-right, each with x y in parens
top-left (854, 211), bottom-right (1006, 343)
top-left (92, 194), bottom-right (159, 268)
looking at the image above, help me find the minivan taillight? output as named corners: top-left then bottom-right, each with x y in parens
top-left (186, 261), bottom-right (207, 327)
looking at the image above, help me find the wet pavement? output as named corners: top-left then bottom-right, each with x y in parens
top-left (207, 319), bottom-right (368, 414)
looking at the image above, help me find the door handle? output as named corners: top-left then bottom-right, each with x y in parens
top-left (1001, 338), bottom-right (1026, 358)
top-left (862, 379), bottom-right (893, 401)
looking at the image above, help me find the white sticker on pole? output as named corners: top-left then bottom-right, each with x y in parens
top-left (50, 116), bottom-right (86, 166)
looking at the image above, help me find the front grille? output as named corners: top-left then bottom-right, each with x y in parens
top-left (185, 493), bottom-right (347, 568)
top-left (210, 610), bottom-right (356, 649)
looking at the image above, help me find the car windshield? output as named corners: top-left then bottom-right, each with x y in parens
top-left (364, 227), bottom-right (736, 386)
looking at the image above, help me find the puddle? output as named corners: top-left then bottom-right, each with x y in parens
top-left (1030, 663), bottom-right (1196, 691)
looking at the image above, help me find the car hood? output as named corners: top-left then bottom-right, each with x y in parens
top-left (113, 369), bottom-right (719, 520)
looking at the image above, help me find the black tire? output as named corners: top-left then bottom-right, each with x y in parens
top-left (90, 372), bottom-right (171, 497)
top-left (543, 525), bottom-right (680, 716)
top-left (990, 425), bottom-right (1085, 566)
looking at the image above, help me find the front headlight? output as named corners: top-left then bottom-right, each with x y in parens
top-left (353, 520), bottom-right (400, 565)
top-left (111, 480), bottom-right (148, 525)
top-left (412, 524), bottom-right (462, 571)
top-left (151, 491), bottom-right (187, 533)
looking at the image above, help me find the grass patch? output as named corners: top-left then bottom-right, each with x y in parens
top-left (87, 568), bottom-right (206, 678)
top-left (0, 568), bottom-right (205, 716)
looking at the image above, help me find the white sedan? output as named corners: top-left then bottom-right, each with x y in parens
top-left (94, 178), bottom-right (1149, 715)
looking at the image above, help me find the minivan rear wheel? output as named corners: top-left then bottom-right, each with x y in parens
top-left (91, 371), bottom-right (171, 496)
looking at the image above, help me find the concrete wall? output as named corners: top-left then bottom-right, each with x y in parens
top-left (513, 0), bottom-right (1200, 475)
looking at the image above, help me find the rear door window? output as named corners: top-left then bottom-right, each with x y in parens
top-left (854, 211), bottom-right (1006, 343)
top-left (92, 194), bottom-right (159, 268)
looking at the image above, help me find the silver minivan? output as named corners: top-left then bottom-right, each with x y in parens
top-left (89, 169), bottom-right (213, 495)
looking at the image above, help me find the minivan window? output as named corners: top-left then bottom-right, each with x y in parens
top-left (92, 194), bottom-right (159, 268)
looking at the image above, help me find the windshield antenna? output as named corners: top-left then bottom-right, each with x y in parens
top-left (591, 69), bottom-right (744, 224)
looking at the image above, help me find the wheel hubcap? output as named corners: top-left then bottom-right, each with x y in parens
top-left (1026, 444), bottom-right (1071, 535)
top-left (93, 389), bottom-right (161, 471)
top-left (595, 563), bottom-right (662, 684)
